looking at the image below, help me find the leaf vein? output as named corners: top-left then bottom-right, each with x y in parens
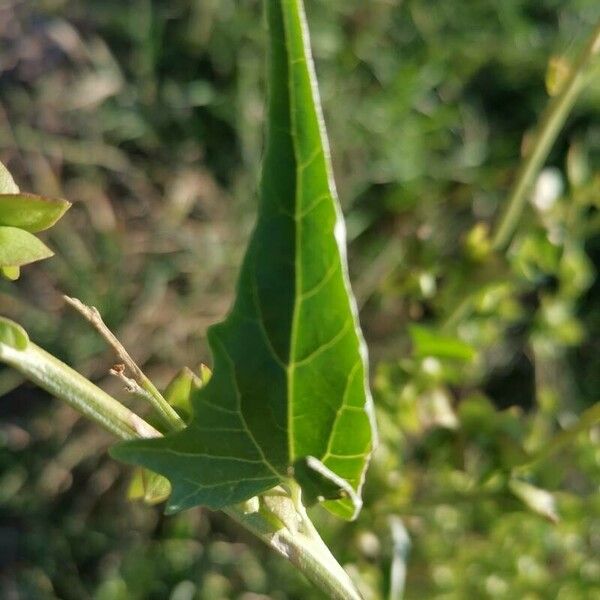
top-left (298, 193), bottom-right (328, 219)
top-left (159, 447), bottom-right (264, 464)
top-left (215, 336), bottom-right (283, 479)
top-left (322, 360), bottom-right (362, 460)
top-left (249, 270), bottom-right (287, 369)
top-left (300, 259), bottom-right (339, 300)
top-left (293, 318), bottom-right (352, 367)
top-left (298, 146), bottom-right (322, 171)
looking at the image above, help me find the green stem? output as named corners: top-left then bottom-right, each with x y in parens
top-left (515, 401), bottom-right (600, 471)
top-left (0, 341), bottom-right (160, 440)
top-left (225, 505), bottom-right (364, 600)
top-left (492, 20), bottom-right (600, 252)
top-left (442, 21), bottom-right (600, 331)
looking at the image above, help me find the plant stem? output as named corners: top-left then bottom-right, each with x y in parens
top-left (0, 340), bottom-right (160, 440)
top-left (515, 401), bottom-right (600, 471)
top-left (442, 21), bottom-right (600, 331)
top-left (225, 505), bottom-right (364, 600)
top-left (492, 19), bottom-right (600, 252)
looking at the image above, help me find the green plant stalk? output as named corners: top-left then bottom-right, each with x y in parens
top-left (0, 339), bottom-right (363, 600)
top-left (515, 400), bottom-right (600, 471)
top-left (492, 19), bottom-right (600, 252)
top-left (0, 341), bottom-right (160, 440)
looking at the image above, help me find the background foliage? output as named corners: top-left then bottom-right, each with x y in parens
top-left (0, 0), bottom-right (599, 598)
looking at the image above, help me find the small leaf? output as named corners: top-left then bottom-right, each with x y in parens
top-left (545, 55), bottom-right (571, 97)
top-left (128, 468), bottom-right (171, 505)
top-left (112, 0), bottom-right (376, 520)
top-left (199, 363), bottom-right (212, 384)
top-left (0, 161), bottom-right (19, 194)
top-left (0, 193), bottom-right (71, 233)
top-left (0, 226), bottom-right (54, 267)
top-left (464, 223), bottom-right (492, 262)
top-left (409, 324), bottom-right (476, 361)
top-left (163, 367), bottom-right (202, 422)
top-left (294, 456), bottom-right (361, 520)
top-left (509, 478), bottom-right (559, 523)
top-left (0, 265), bottom-right (20, 280)
top-left (566, 140), bottom-right (590, 187)
top-left (0, 317), bottom-right (29, 350)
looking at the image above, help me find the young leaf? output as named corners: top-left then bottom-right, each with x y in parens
top-left (112, 0), bottom-right (376, 520)
top-left (0, 193), bottom-right (71, 233)
top-left (128, 468), bottom-right (171, 505)
top-left (0, 265), bottom-right (20, 280)
top-left (294, 456), bottom-right (361, 518)
top-left (0, 226), bottom-right (54, 267)
top-left (0, 161), bottom-right (70, 280)
top-left (409, 324), bottom-right (476, 361)
top-left (163, 366), bottom-right (203, 422)
top-left (0, 317), bottom-right (29, 351)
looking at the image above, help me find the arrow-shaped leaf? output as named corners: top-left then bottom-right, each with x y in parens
top-left (112, 0), bottom-right (376, 520)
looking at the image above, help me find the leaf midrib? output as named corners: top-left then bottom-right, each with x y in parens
top-left (285, 0), bottom-right (301, 467)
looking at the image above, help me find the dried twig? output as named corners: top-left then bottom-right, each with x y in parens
top-left (64, 296), bottom-right (185, 431)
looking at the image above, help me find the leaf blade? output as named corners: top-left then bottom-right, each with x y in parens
top-left (0, 226), bottom-right (54, 267)
top-left (0, 193), bottom-right (71, 233)
top-left (112, 0), bottom-right (375, 519)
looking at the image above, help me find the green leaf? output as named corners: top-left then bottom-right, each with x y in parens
top-left (0, 317), bottom-right (29, 350)
top-left (409, 324), bottom-right (476, 361)
top-left (294, 456), bottom-right (361, 519)
top-left (128, 468), bottom-right (171, 505)
top-left (0, 161), bottom-right (19, 194)
top-left (112, 0), bottom-right (375, 520)
top-left (163, 367), bottom-right (203, 423)
top-left (0, 193), bottom-right (71, 233)
top-left (0, 226), bottom-right (54, 267)
top-left (0, 265), bottom-right (20, 281)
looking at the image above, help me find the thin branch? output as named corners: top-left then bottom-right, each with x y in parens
top-left (64, 295), bottom-right (185, 432)
top-left (515, 401), bottom-right (600, 471)
top-left (110, 363), bottom-right (158, 405)
top-left (492, 19), bottom-right (600, 252)
top-left (441, 21), bottom-right (600, 332)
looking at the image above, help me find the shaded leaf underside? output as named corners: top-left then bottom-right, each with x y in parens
top-left (112, 0), bottom-right (375, 520)
top-left (0, 226), bottom-right (54, 267)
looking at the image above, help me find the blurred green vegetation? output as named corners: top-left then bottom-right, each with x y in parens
top-left (1, 0), bottom-right (599, 598)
